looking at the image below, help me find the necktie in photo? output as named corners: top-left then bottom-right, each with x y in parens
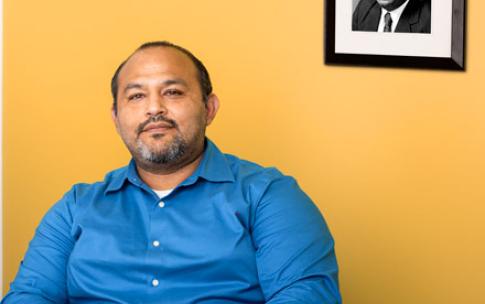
top-left (384, 12), bottom-right (393, 32)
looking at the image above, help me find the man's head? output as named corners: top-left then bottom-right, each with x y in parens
top-left (376, 0), bottom-right (408, 11)
top-left (111, 41), bottom-right (219, 173)
top-left (111, 41), bottom-right (213, 114)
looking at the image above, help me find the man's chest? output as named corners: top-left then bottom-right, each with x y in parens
top-left (66, 186), bottom-right (264, 303)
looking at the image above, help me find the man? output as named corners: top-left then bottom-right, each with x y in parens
top-left (2, 41), bottom-right (341, 303)
top-left (353, 0), bottom-right (431, 33)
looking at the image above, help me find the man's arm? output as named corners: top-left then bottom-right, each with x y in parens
top-left (252, 174), bottom-right (341, 304)
top-left (1, 189), bottom-right (77, 304)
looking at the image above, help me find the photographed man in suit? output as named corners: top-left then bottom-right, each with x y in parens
top-left (352, 0), bottom-right (431, 33)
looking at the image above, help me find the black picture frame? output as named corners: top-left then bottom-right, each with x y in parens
top-left (324, 0), bottom-right (466, 70)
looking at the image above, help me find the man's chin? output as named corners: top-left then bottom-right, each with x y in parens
top-left (140, 130), bottom-right (168, 139)
top-left (377, 0), bottom-right (406, 11)
top-left (135, 148), bottom-right (178, 165)
top-left (149, 134), bottom-right (166, 141)
top-left (135, 136), bottom-right (186, 165)
top-left (377, 0), bottom-right (393, 6)
top-left (137, 133), bottom-right (173, 148)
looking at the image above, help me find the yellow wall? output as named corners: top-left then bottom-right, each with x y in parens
top-left (3, 0), bottom-right (485, 303)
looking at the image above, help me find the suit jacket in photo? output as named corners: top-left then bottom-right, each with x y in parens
top-left (352, 0), bottom-right (431, 33)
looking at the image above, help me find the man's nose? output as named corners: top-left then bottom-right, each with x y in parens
top-left (146, 93), bottom-right (167, 117)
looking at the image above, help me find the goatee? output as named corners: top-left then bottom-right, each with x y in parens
top-left (136, 134), bottom-right (187, 165)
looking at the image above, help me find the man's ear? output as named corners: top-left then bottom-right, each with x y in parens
top-left (205, 94), bottom-right (220, 126)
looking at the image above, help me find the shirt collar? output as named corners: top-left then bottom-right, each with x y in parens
top-left (104, 159), bottom-right (141, 194)
top-left (105, 138), bottom-right (235, 194)
top-left (179, 139), bottom-right (235, 186)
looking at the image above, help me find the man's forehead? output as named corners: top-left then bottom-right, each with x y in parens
top-left (122, 47), bottom-right (196, 74)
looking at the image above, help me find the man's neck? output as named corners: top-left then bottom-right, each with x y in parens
top-left (135, 145), bottom-right (205, 191)
top-left (380, 0), bottom-right (408, 11)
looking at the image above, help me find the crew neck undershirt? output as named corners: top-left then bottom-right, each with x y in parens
top-left (152, 188), bottom-right (174, 199)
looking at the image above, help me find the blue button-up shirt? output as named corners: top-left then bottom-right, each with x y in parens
top-left (2, 140), bottom-right (341, 304)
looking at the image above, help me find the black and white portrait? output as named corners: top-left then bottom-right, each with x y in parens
top-left (326, 0), bottom-right (464, 69)
top-left (352, 0), bottom-right (431, 34)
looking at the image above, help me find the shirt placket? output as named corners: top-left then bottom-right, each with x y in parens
top-left (145, 193), bottom-right (170, 298)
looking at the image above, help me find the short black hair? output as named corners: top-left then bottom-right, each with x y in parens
top-left (111, 41), bottom-right (212, 114)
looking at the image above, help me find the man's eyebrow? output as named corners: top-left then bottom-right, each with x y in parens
top-left (123, 83), bottom-right (143, 93)
top-left (163, 78), bottom-right (188, 87)
top-left (123, 79), bottom-right (189, 94)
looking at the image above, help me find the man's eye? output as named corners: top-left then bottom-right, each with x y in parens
top-left (164, 89), bottom-right (183, 96)
top-left (128, 93), bottom-right (144, 101)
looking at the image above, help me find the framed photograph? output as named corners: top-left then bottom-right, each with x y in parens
top-left (325, 0), bottom-right (466, 70)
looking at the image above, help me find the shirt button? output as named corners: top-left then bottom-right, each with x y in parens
top-left (152, 279), bottom-right (159, 287)
top-left (153, 240), bottom-right (160, 247)
top-left (158, 201), bottom-right (165, 208)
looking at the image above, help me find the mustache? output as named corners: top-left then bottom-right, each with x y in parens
top-left (136, 115), bottom-right (178, 135)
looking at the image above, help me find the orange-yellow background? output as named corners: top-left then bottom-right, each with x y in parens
top-left (3, 1), bottom-right (485, 303)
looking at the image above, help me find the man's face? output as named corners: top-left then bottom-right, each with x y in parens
top-left (112, 47), bottom-right (218, 171)
top-left (376, 0), bottom-right (407, 11)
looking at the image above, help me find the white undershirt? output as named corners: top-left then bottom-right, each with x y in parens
top-left (152, 188), bottom-right (174, 199)
top-left (377, 0), bottom-right (410, 33)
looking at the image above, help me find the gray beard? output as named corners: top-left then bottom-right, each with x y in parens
top-left (136, 134), bottom-right (187, 165)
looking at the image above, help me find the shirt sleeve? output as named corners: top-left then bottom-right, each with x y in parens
top-left (1, 188), bottom-right (77, 304)
top-left (252, 174), bottom-right (342, 304)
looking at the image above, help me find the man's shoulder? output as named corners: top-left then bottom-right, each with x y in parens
top-left (398, 0), bottom-right (431, 32)
top-left (223, 152), bottom-right (286, 185)
top-left (355, 0), bottom-right (378, 13)
top-left (415, 0), bottom-right (431, 7)
top-left (68, 164), bottom-right (129, 199)
top-left (353, 0), bottom-right (380, 30)
top-left (407, 0), bottom-right (431, 11)
top-left (417, 0), bottom-right (431, 12)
